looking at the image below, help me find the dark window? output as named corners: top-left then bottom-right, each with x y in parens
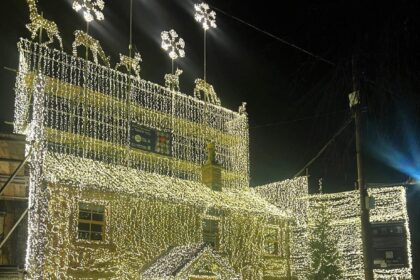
top-left (264, 227), bottom-right (279, 255)
top-left (202, 219), bottom-right (219, 249)
top-left (78, 202), bottom-right (105, 241)
top-left (371, 222), bottom-right (408, 269)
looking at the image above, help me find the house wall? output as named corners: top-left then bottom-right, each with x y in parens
top-left (41, 183), bottom-right (289, 279)
top-left (308, 188), bottom-right (413, 280)
top-left (256, 179), bottom-right (413, 280)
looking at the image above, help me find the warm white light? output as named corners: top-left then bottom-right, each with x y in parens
top-left (194, 2), bottom-right (217, 30)
top-left (72, 0), bottom-right (105, 22)
top-left (161, 29), bottom-right (185, 60)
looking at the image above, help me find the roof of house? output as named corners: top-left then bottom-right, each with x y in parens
top-left (43, 152), bottom-right (288, 218)
top-left (140, 243), bottom-right (240, 279)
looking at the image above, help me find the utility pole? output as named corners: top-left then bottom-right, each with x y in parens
top-left (349, 56), bottom-right (374, 280)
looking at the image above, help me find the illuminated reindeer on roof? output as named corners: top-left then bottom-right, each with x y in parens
top-left (194, 79), bottom-right (221, 106)
top-left (72, 30), bottom-right (110, 67)
top-left (115, 52), bottom-right (142, 80)
top-left (25, 0), bottom-right (63, 49)
top-left (165, 68), bottom-right (183, 92)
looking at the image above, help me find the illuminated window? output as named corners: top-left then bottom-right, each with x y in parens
top-left (202, 219), bottom-right (219, 249)
top-left (264, 227), bottom-right (279, 255)
top-left (78, 202), bottom-right (105, 241)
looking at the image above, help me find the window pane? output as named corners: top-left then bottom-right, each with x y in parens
top-left (92, 213), bottom-right (103, 221)
top-left (78, 223), bottom-right (90, 231)
top-left (79, 211), bottom-right (91, 220)
top-left (91, 232), bottom-right (103, 241)
top-left (91, 205), bottom-right (105, 213)
top-left (91, 224), bottom-right (103, 233)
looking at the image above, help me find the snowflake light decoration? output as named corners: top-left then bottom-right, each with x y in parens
top-left (161, 29), bottom-right (185, 60)
top-left (72, 0), bottom-right (105, 22)
top-left (194, 2), bottom-right (217, 30)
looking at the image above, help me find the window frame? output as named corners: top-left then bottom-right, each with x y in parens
top-left (76, 201), bottom-right (109, 244)
top-left (263, 225), bottom-right (281, 256)
top-left (201, 215), bottom-right (221, 251)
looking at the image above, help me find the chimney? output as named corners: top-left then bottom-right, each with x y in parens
top-left (201, 142), bottom-right (222, 191)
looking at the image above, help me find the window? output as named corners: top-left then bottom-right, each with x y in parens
top-left (78, 202), bottom-right (105, 241)
top-left (371, 222), bottom-right (408, 268)
top-left (202, 219), bottom-right (219, 249)
top-left (264, 227), bottom-right (279, 255)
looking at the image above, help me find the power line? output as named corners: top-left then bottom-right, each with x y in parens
top-left (251, 109), bottom-right (349, 129)
top-left (211, 5), bottom-right (335, 66)
top-left (293, 116), bottom-right (353, 178)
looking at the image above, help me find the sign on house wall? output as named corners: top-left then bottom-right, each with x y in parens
top-left (130, 122), bottom-right (172, 156)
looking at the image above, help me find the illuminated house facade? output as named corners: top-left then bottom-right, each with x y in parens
top-left (256, 180), bottom-right (413, 279)
top-left (13, 39), bottom-right (293, 279)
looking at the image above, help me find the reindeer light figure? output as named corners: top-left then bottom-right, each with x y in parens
top-left (238, 102), bottom-right (247, 116)
top-left (25, 0), bottom-right (63, 49)
top-left (72, 30), bottom-right (110, 67)
top-left (115, 52), bottom-right (142, 80)
top-left (194, 78), bottom-right (221, 106)
top-left (164, 68), bottom-right (183, 92)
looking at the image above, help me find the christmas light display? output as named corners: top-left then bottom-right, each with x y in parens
top-left (257, 180), bottom-right (413, 280)
top-left (194, 3), bottom-right (217, 30)
top-left (164, 68), bottom-right (183, 92)
top-left (15, 39), bottom-right (249, 189)
top-left (72, 30), bottom-right (110, 66)
top-left (14, 39), bottom-right (284, 279)
top-left (194, 2), bottom-right (216, 82)
top-left (115, 52), bottom-right (142, 80)
top-left (161, 29), bottom-right (185, 60)
top-left (25, 0), bottom-right (63, 49)
top-left (72, 0), bottom-right (105, 22)
top-left (140, 243), bottom-right (241, 279)
top-left (13, 0), bottom-right (413, 278)
top-left (256, 177), bottom-right (310, 279)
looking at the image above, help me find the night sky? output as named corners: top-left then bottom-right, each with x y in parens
top-left (0, 0), bottom-right (419, 277)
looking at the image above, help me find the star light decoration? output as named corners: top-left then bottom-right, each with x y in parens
top-left (194, 2), bottom-right (217, 30)
top-left (72, 0), bottom-right (105, 22)
top-left (161, 29), bottom-right (185, 60)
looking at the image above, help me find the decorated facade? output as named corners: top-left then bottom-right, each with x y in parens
top-left (4, 0), bottom-right (414, 279)
top-left (256, 181), bottom-right (413, 279)
top-left (11, 1), bottom-right (297, 279)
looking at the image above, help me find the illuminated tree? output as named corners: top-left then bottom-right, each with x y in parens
top-left (307, 202), bottom-right (343, 280)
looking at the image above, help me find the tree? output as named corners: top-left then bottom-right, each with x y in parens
top-left (307, 202), bottom-right (343, 280)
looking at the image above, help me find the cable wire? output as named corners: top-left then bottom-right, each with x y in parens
top-left (211, 5), bottom-right (335, 66)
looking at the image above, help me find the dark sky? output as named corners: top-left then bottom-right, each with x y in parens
top-left (1, 0), bottom-right (420, 275)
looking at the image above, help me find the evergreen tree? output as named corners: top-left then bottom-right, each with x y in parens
top-left (307, 202), bottom-right (343, 280)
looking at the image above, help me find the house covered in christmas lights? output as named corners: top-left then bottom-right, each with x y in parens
top-left (1, 0), bottom-right (413, 279)
top-left (13, 37), bottom-right (296, 279)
